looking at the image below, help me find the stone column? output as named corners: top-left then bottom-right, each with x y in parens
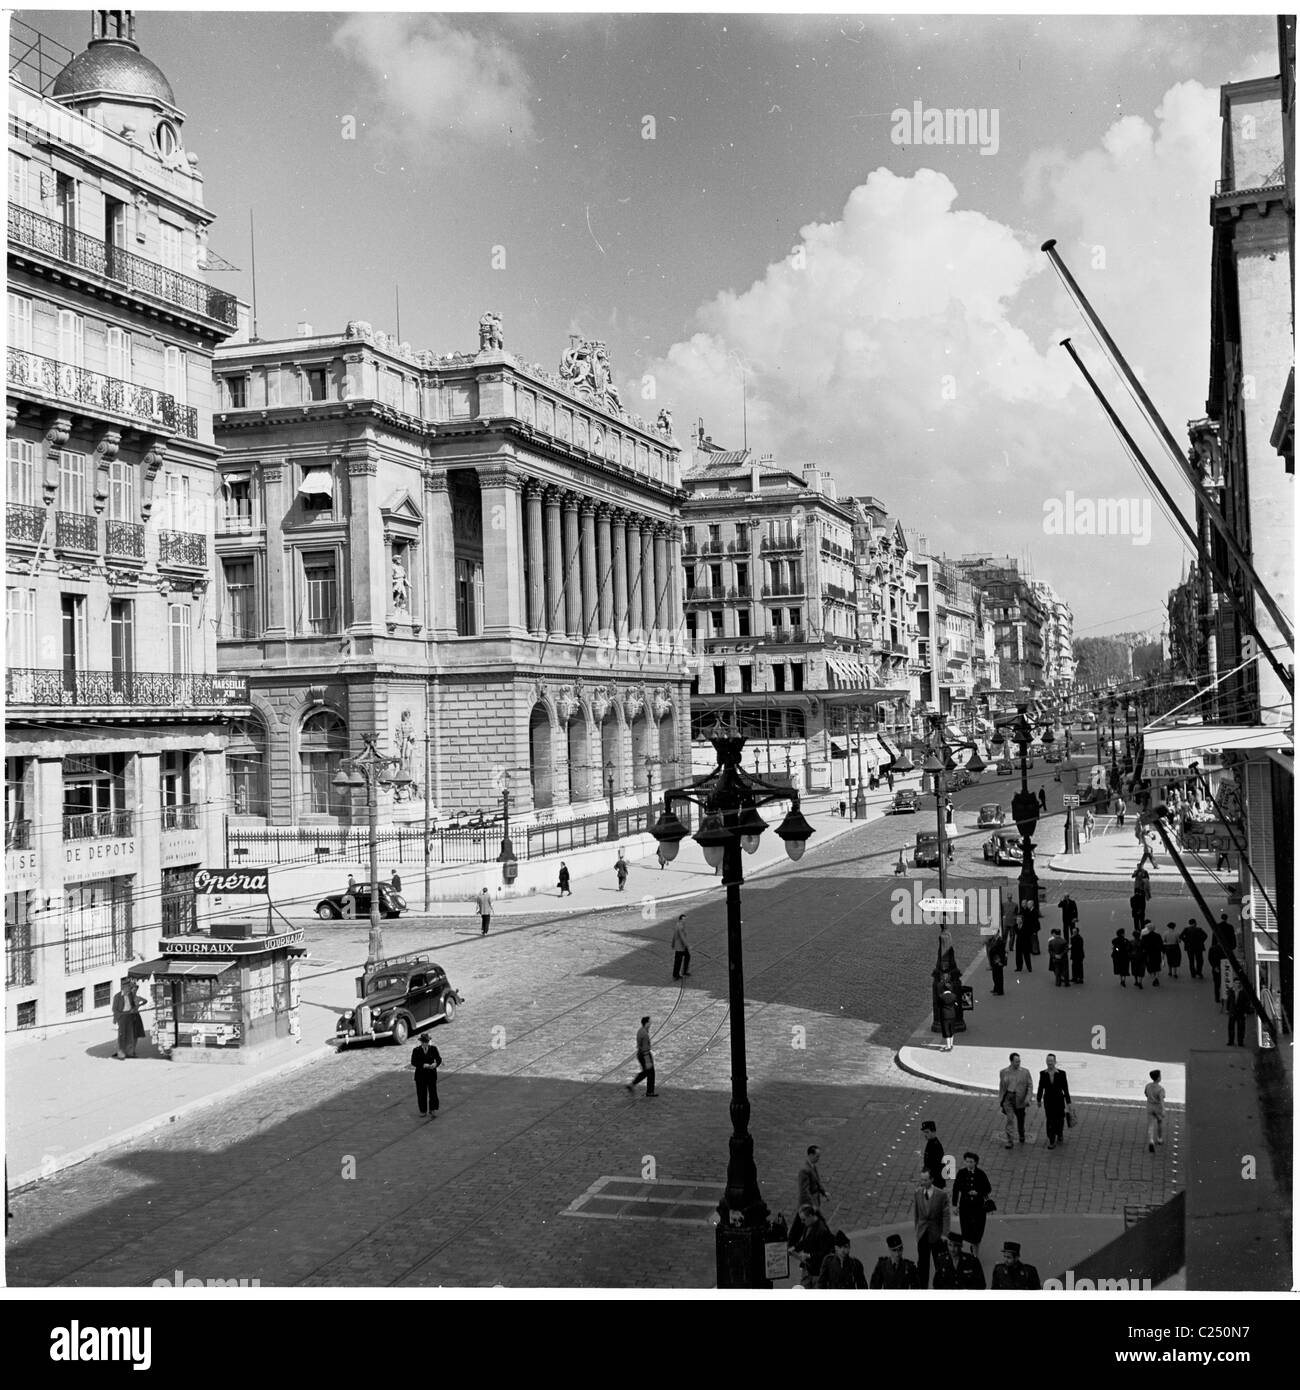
top-left (562, 492), bottom-right (582, 638)
top-left (544, 488), bottom-right (564, 638)
top-left (652, 523), bottom-right (668, 653)
top-left (625, 517), bottom-right (643, 641)
top-left (611, 511), bottom-right (629, 646)
top-left (525, 481), bottom-right (545, 635)
top-left (596, 507), bottom-right (614, 636)
top-left (580, 500), bottom-right (598, 637)
top-left (640, 518), bottom-right (656, 640)
top-left (424, 470), bottom-right (457, 640)
top-left (260, 462), bottom-right (288, 637)
top-left (667, 523), bottom-right (684, 662)
top-left (346, 444), bottom-right (384, 638)
top-left (478, 465), bottom-right (525, 636)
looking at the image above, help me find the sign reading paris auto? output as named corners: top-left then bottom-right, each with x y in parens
top-left (193, 868), bottom-right (270, 895)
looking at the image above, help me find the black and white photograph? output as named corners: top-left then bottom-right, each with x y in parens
top-left (2, 3), bottom-right (1293, 1327)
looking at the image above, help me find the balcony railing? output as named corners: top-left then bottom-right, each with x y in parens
top-left (8, 204), bottom-right (239, 328)
top-left (7, 668), bottom-right (250, 709)
top-left (7, 348), bottom-right (198, 439)
top-left (761, 584), bottom-right (791, 598)
top-left (730, 585), bottom-right (752, 600)
top-left (791, 627), bottom-right (806, 642)
top-left (106, 519), bottom-right (146, 561)
top-left (7, 503), bottom-right (46, 545)
top-left (56, 510), bottom-right (98, 553)
top-left (159, 528), bottom-right (207, 569)
top-left (5, 819), bottom-right (32, 850)
top-left (217, 507), bottom-right (259, 535)
top-left (727, 538), bottom-right (752, 553)
top-left (162, 803), bottom-right (199, 831)
top-left (63, 809), bottom-right (133, 841)
top-left (761, 535), bottom-right (800, 552)
top-left (698, 539), bottom-right (724, 554)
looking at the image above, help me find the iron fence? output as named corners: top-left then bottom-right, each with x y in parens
top-left (63, 809), bottom-right (133, 840)
top-left (7, 667), bottom-right (249, 708)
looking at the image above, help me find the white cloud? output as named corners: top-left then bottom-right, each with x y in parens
top-left (333, 14), bottom-right (535, 151)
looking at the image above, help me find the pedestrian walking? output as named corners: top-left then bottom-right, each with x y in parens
top-left (997, 1051), bottom-right (1033, 1148)
top-left (1208, 937), bottom-right (1226, 1005)
top-left (557, 861), bottom-right (571, 897)
top-left (1047, 928), bottom-right (1069, 987)
top-left (111, 977), bottom-right (144, 1059)
top-left (410, 1032), bottom-right (442, 1118)
top-left (1141, 921), bottom-right (1164, 986)
top-left (1216, 910), bottom-right (1238, 953)
top-left (1082, 808), bottom-right (1095, 842)
top-left (1128, 887), bottom-right (1146, 932)
top-left (793, 1206), bottom-right (835, 1287)
top-left (390, 871), bottom-right (402, 895)
top-left (1058, 892), bottom-right (1079, 944)
top-left (869, 1233), bottom-right (919, 1289)
top-left (920, 1120), bottom-right (945, 1186)
top-left (952, 1152), bottom-right (993, 1258)
top-left (475, 886), bottom-right (494, 935)
top-left (1115, 795), bottom-right (1127, 828)
top-left (937, 983), bottom-right (958, 1051)
top-left (614, 848), bottom-right (629, 891)
top-left (1069, 927), bottom-right (1085, 984)
top-left (991, 1240), bottom-right (1041, 1290)
top-left (670, 915), bottom-right (691, 979)
top-left (1130, 925), bottom-right (1147, 989)
top-left (1110, 928), bottom-right (1130, 987)
top-left (933, 1232), bottom-right (987, 1289)
top-left (1162, 921), bottom-right (1182, 979)
top-left (655, 844), bottom-right (668, 869)
top-left (817, 1231), bottom-right (867, 1289)
top-left (986, 933), bottom-right (1006, 996)
top-left (913, 1166), bottom-right (950, 1289)
top-left (1226, 980), bottom-right (1250, 1046)
top-left (1037, 785), bottom-right (1047, 812)
top-left (1144, 1069), bottom-right (1165, 1151)
top-left (1013, 914), bottom-right (1034, 973)
top-left (839, 798), bottom-right (848, 818)
top-left (1134, 864), bottom-right (1152, 900)
top-left (886, 769), bottom-right (894, 792)
top-left (945, 795), bottom-right (954, 825)
top-left (1180, 918), bottom-right (1207, 979)
top-left (797, 1145), bottom-right (827, 1213)
top-left (1036, 1053), bottom-right (1072, 1149)
top-left (346, 873), bottom-right (358, 895)
top-left (625, 1015), bottom-right (656, 1096)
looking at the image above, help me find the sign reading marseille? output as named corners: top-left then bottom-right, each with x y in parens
top-left (193, 868), bottom-right (270, 895)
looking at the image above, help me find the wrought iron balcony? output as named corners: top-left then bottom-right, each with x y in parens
top-left (159, 528), bottom-right (206, 569)
top-left (63, 809), bottom-right (133, 841)
top-left (5, 819), bottom-right (32, 850)
top-left (7, 503), bottom-right (46, 545)
top-left (106, 519), bottom-right (146, 561)
top-left (7, 667), bottom-right (250, 710)
top-left (7, 348), bottom-right (198, 439)
top-left (760, 535), bottom-right (800, 552)
top-left (162, 803), bottom-right (199, 831)
top-left (56, 510), bottom-right (98, 553)
top-left (8, 204), bottom-right (239, 328)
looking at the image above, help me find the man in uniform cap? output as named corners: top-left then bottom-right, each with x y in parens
top-left (817, 1230), bottom-right (867, 1289)
top-left (869, 1233), bottom-right (920, 1289)
top-left (933, 1232), bottom-right (986, 1289)
top-left (990, 1239), bottom-right (1041, 1290)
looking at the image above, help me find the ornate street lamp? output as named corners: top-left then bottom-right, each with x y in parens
top-left (649, 714), bottom-right (814, 1288)
top-left (991, 704), bottom-right (1053, 951)
top-left (332, 734), bottom-right (411, 966)
top-left (496, 772), bottom-right (517, 886)
top-left (853, 710), bottom-right (867, 820)
top-left (604, 760), bottom-right (617, 842)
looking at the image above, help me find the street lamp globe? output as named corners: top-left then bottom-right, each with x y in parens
top-left (694, 812), bottom-right (731, 869)
top-left (735, 804), bottom-right (768, 855)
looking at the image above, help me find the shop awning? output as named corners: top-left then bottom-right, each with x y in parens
top-left (826, 653), bottom-right (870, 686)
top-left (830, 741), bottom-right (847, 758)
top-left (129, 957), bottom-right (238, 980)
top-left (1142, 725), bottom-right (1293, 755)
top-left (298, 469), bottom-right (334, 498)
top-left (221, 472), bottom-right (250, 485)
top-left (878, 734), bottom-right (901, 761)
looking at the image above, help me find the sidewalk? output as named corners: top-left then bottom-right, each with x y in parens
top-left (1047, 827), bottom-right (1225, 883)
top-left (5, 778), bottom-right (905, 1191)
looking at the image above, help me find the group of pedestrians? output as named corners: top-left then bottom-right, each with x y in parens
top-left (998, 1051), bottom-right (1074, 1150)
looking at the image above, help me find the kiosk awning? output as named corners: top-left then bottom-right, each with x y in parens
top-left (129, 957), bottom-right (238, 980)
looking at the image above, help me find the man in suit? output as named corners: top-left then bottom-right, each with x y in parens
top-left (920, 1120), bottom-right (945, 1186)
top-left (869, 1233), bottom-right (919, 1289)
top-left (991, 1239), bottom-right (1041, 1289)
top-left (797, 1145), bottom-right (827, 1213)
top-left (410, 1032), bottom-right (442, 1117)
top-left (913, 1165), bottom-right (950, 1288)
top-left (1036, 1052), bottom-right (1072, 1149)
top-left (112, 977), bottom-right (144, 1059)
top-left (998, 1051), bottom-right (1033, 1148)
top-left (626, 1015), bottom-right (656, 1096)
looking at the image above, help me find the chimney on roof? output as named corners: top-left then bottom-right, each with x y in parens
top-left (297, 321), bottom-right (313, 337)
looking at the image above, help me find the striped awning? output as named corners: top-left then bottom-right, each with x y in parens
top-left (826, 653), bottom-right (871, 686)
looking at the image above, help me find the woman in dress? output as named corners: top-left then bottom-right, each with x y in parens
top-left (1129, 926), bottom-right (1147, 990)
top-left (1162, 921), bottom-right (1182, 979)
top-left (1110, 929), bottom-right (1130, 987)
top-left (952, 1152), bottom-right (992, 1259)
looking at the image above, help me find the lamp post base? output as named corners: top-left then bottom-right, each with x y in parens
top-left (716, 1218), bottom-right (776, 1289)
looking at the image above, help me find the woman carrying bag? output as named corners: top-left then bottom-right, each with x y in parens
top-left (952, 1152), bottom-right (993, 1260)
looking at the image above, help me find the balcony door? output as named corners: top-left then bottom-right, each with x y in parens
top-left (110, 599), bottom-right (134, 696)
top-left (61, 593), bottom-right (85, 697)
top-left (56, 173), bottom-right (78, 260)
top-left (104, 196), bottom-right (126, 281)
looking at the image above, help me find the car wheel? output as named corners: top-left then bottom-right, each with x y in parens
top-left (390, 1016), bottom-right (409, 1046)
top-left (442, 995), bottom-right (457, 1023)
top-left (317, 903), bottom-right (340, 920)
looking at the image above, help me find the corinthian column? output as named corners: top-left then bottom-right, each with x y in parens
top-left (596, 506), bottom-right (614, 635)
top-left (544, 487), bottom-right (564, 638)
top-left (580, 500), bottom-right (598, 637)
top-left (640, 518), bottom-right (656, 639)
top-left (525, 481), bottom-right (545, 635)
top-left (562, 492), bottom-right (581, 638)
top-left (652, 523), bottom-right (668, 653)
top-left (611, 510), bottom-right (629, 645)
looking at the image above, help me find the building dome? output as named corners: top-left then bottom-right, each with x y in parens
top-left (52, 37), bottom-right (175, 108)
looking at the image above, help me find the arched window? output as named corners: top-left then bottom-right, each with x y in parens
top-left (300, 711), bottom-right (348, 818)
top-left (227, 716), bottom-right (269, 818)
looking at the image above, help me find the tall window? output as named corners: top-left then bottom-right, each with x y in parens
top-left (7, 293), bottom-right (32, 352)
top-left (109, 598), bottom-right (134, 687)
top-left (227, 717), bottom-right (269, 817)
top-left (299, 711), bottom-right (348, 817)
top-left (105, 327), bottom-right (130, 381)
top-left (454, 557), bottom-right (483, 637)
top-left (168, 603), bottom-right (192, 674)
top-left (163, 471), bottom-right (191, 530)
top-left (221, 559), bottom-right (257, 638)
top-left (57, 310), bottom-right (85, 368)
top-left (6, 587), bottom-right (36, 668)
top-left (301, 552), bottom-right (339, 634)
top-left (161, 750), bottom-right (192, 808)
top-left (225, 375), bottom-right (248, 408)
top-left (305, 367), bottom-right (328, 401)
top-left (63, 878), bottom-right (133, 972)
top-left (107, 459), bottom-right (135, 521)
top-left (737, 609), bottom-right (751, 637)
top-left (58, 451), bottom-right (88, 514)
top-left (221, 474), bottom-right (253, 529)
top-left (8, 151), bottom-right (29, 207)
top-left (159, 220), bottom-right (184, 270)
top-left (7, 439), bottom-right (37, 507)
top-left (5, 757), bottom-right (29, 848)
top-left (164, 345), bottom-right (188, 405)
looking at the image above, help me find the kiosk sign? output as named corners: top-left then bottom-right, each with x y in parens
top-left (193, 868), bottom-right (270, 895)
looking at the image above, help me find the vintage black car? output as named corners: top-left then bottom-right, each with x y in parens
top-left (891, 789), bottom-right (920, 814)
top-left (948, 767), bottom-right (974, 791)
top-left (914, 830), bottom-right (953, 867)
top-left (982, 829), bottom-right (1023, 865)
top-left (976, 803), bottom-right (1006, 828)
top-left (315, 884), bottom-right (406, 920)
top-left (333, 952), bottom-right (462, 1048)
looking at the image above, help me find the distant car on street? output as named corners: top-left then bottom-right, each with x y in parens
top-left (315, 883), bottom-right (406, 921)
top-left (891, 789), bottom-right (920, 814)
top-left (1044, 748), bottom-right (1062, 763)
top-left (995, 759), bottom-right (1015, 776)
top-left (948, 767), bottom-right (973, 790)
top-left (982, 829), bottom-right (1023, 865)
top-left (977, 803), bottom-right (1006, 828)
top-left (914, 830), bottom-right (953, 867)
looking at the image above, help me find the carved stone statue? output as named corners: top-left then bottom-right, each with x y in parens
top-left (391, 551), bottom-right (409, 611)
top-left (479, 312), bottom-right (504, 351)
top-left (655, 407), bottom-right (674, 435)
top-left (345, 320), bottom-right (374, 342)
top-left (560, 336), bottom-right (623, 411)
top-left (395, 709), bottom-right (417, 793)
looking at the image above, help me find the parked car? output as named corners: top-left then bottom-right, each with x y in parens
top-left (948, 767), bottom-right (973, 791)
top-left (891, 789), bottom-right (920, 814)
top-left (976, 803), bottom-right (1006, 828)
top-left (995, 759), bottom-right (1015, 776)
top-left (316, 884), bottom-right (406, 921)
top-left (333, 952), bottom-right (462, 1048)
top-left (1044, 748), bottom-right (1062, 764)
top-left (982, 829), bottom-right (1023, 865)
top-left (914, 830), bottom-right (953, 867)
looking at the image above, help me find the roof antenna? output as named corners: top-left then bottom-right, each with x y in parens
top-left (395, 283), bottom-right (401, 343)
top-left (741, 360), bottom-right (748, 451)
top-left (249, 209), bottom-right (259, 342)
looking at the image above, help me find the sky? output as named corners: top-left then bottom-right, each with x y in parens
top-left (13, 7), bottom-right (1285, 640)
